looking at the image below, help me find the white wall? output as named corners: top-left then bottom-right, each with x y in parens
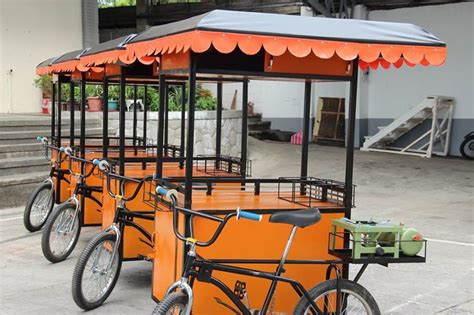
top-left (0, 0), bottom-right (83, 113)
top-left (367, 2), bottom-right (473, 120)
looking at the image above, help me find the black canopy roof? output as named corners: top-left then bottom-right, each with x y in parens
top-left (130, 9), bottom-right (444, 47)
top-left (51, 49), bottom-right (89, 64)
top-left (82, 34), bottom-right (137, 57)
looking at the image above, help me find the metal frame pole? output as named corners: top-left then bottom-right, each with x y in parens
top-left (51, 81), bottom-right (56, 142)
top-left (301, 81), bottom-right (312, 179)
top-left (119, 72), bottom-right (126, 175)
top-left (216, 82), bottom-right (223, 158)
top-left (156, 75), bottom-right (166, 179)
top-left (344, 59), bottom-right (359, 217)
top-left (164, 84), bottom-right (169, 148)
top-left (102, 76), bottom-right (109, 158)
top-left (240, 80), bottom-right (248, 178)
top-left (184, 55), bottom-right (197, 208)
top-left (133, 84), bottom-right (138, 155)
top-left (180, 84), bottom-right (186, 169)
top-left (143, 85), bottom-right (148, 150)
top-left (57, 77), bottom-right (62, 147)
top-left (80, 73), bottom-right (86, 158)
top-left (69, 80), bottom-right (75, 146)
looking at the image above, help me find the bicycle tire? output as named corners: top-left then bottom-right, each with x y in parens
top-left (152, 292), bottom-right (189, 315)
top-left (41, 202), bottom-right (81, 263)
top-left (293, 279), bottom-right (381, 315)
top-left (23, 181), bottom-right (54, 232)
top-left (71, 232), bottom-right (122, 310)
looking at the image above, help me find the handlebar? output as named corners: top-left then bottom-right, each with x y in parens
top-left (155, 186), bottom-right (262, 247)
top-left (94, 159), bottom-right (145, 202)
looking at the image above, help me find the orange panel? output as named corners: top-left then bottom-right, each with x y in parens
top-left (152, 210), bottom-right (345, 314)
top-left (105, 64), bottom-right (122, 76)
top-left (161, 51), bottom-right (190, 71)
top-left (264, 51), bottom-right (352, 77)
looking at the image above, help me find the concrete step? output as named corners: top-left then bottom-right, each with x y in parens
top-left (0, 128), bottom-right (110, 144)
top-left (0, 171), bottom-right (48, 208)
top-left (0, 143), bottom-right (44, 159)
top-left (0, 156), bottom-right (49, 175)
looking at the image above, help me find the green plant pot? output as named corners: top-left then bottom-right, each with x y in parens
top-left (108, 100), bottom-right (118, 111)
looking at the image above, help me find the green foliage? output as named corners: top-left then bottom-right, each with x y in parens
top-left (34, 75), bottom-right (52, 97)
top-left (98, 0), bottom-right (136, 8)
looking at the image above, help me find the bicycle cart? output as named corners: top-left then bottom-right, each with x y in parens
top-left (33, 9), bottom-right (446, 314)
top-left (119, 10), bottom-right (442, 314)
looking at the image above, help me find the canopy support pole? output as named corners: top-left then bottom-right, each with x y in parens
top-left (119, 72), bottom-right (126, 176)
top-left (180, 84), bottom-right (186, 169)
top-left (143, 85), bottom-right (148, 151)
top-left (133, 84), bottom-right (138, 156)
top-left (156, 75), bottom-right (166, 180)
top-left (344, 59), bottom-right (358, 217)
top-left (300, 81), bottom-right (312, 193)
top-left (69, 80), bottom-right (75, 147)
top-left (142, 85), bottom-right (148, 170)
top-left (240, 80), bottom-right (248, 179)
top-left (164, 84), bottom-right (169, 148)
top-left (57, 77), bottom-right (62, 147)
top-left (51, 81), bottom-right (56, 143)
top-left (102, 76), bottom-right (109, 158)
top-left (216, 82), bottom-right (223, 160)
top-left (80, 73), bottom-right (86, 159)
top-left (184, 55), bottom-right (197, 209)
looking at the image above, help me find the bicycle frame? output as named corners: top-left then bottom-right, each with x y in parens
top-left (158, 191), bottom-right (341, 315)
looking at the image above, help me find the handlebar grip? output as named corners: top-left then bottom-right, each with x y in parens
top-left (59, 147), bottom-right (65, 152)
top-left (156, 186), bottom-right (168, 196)
top-left (237, 208), bottom-right (262, 221)
top-left (93, 159), bottom-right (100, 166)
top-left (156, 186), bottom-right (178, 201)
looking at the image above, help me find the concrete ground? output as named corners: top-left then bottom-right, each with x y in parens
top-left (0, 138), bottom-right (473, 314)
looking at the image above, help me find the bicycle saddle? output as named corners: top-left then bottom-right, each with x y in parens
top-left (269, 208), bottom-right (321, 228)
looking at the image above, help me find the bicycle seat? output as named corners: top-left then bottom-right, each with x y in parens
top-left (269, 208), bottom-right (321, 228)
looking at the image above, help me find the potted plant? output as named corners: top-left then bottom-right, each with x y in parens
top-left (34, 75), bottom-right (52, 114)
top-left (107, 86), bottom-right (119, 111)
top-left (86, 85), bottom-right (103, 112)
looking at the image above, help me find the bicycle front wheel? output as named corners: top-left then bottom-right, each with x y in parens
top-left (294, 279), bottom-right (381, 315)
top-left (71, 232), bottom-right (122, 310)
top-left (41, 202), bottom-right (81, 263)
top-left (23, 181), bottom-right (54, 232)
top-left (152, 292), bottom-right (189, 315)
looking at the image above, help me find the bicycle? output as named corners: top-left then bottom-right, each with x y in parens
top-left (71, 159), bottom-right (154, 311)
top-left (23, 137), bottom-right (70, 232)
top-left (152, 186), bottom-right (380, 315)
top-left (41, 146), bottom-right (103, 263)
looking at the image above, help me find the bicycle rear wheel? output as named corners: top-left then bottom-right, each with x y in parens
top-left (41, 202), bottom-right (81, 263)
top-left (72, 232), bottom-right (122, 310)
top-left (152, 292), bottom-right (189, 315)
top-left (23, 181), bottom-right (54, 232)
top-left (294, 279), bottom-right (380, 315)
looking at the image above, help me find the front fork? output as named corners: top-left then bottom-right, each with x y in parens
top-left (164, 243), bottom-right (196, 315)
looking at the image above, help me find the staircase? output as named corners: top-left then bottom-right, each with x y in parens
top-left (362, 96), bottom-right (454, 158)
top-left (0, 114), bottom-right (105, 209)
top-left (248, 113), bottom-right (272, 140)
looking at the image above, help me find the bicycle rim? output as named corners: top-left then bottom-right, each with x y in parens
top-left (305, 288), bottom-right (374, 315)
top-left (49, 207), bottom-right (79, 256)
top-left (81, 239), bottom-right (119, 303)
top-left (31, 188), bottom-right (52, 226)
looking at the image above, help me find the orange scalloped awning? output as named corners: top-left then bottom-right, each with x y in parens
top-left (37, 30), bottom-right (446, 75)
top-left (126, 30), bottom-right (447, 70)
